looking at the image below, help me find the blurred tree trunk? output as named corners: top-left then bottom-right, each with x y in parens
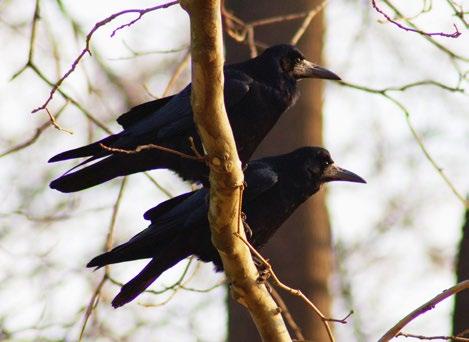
top-left (224, 1), bottom-right (332, 340)
top-left (453, 204), bottom-right (469, 336)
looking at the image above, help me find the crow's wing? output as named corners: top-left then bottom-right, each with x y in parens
top-left (116, 96), bottom-right (176, 129)
top-left (117, 68), bottom-right (252, 130)
top-left (87, 191), bottom-right (206, 267)
top-left (49, 70), bottom-right (253, 166)
top-left (113, 71), bottom-right (253, 147)
top-left (243, 161), bottom-right (279, 202)
top-left (116, 190), bottom-right (209, 248)
top-left (143, 191), bottom-right (195, 221)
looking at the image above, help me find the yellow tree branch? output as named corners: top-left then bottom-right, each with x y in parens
top-left (179, 0), bottom-right (291, 340)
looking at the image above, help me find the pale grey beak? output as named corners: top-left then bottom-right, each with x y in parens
top-left (293, 59), bottom-right (341, 80)
top-left (322, 164), bottom-right (366, 184)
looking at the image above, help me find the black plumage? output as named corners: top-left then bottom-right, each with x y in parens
top-left (49, 45), bottom-right (340, 192)
top-left (87, 147), bottom-right (365, 308)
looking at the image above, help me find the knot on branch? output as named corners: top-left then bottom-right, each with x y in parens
top-left (209, 152), bottom-right (233, 172)
top-left (208, 153), bottom-right (244, 188)
top-left (230, 282), bottom-right (249, 308)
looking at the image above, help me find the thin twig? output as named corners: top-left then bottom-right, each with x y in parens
top-left (45, 108), bottom-right (73, 134)
top-left (396, 332), bottom-right (469, 341)
top-left (246, 26), bottom-right (257, 58)
top-left (340, 81), bottom-right (469, 208)
top-left (162, 50), bottom-right (191, 97)
top-left (371, 0), bottom-right (461, 38)
top-left (380, 0), bottom-right (468, 62)
top-left (387, 96), bottom-right (469, 208)
top-left (143, 173), bottom-right (173, 198)
top-left (0, 102), bottom-right (69, 158)
top-left (223, 5), bottom-right (330, 50)
top-left (29, 63), bottom-right (172, 196)
top-left (269, 284), bottom-right (305, 341)
top-left (32, 1), bottom-right (179, 114)
top-left (78, 178), bottom-right (127, 341)
top-left (99, 143), bottom-right (205, 161)
top-left (109, 43), bottom-right (188, 61)
top-left (291, 0), bottom-right (329, 45)
top-left (188, 136), bottom-right (205, 159)
top-left (378, 280), bottom-right (469, 341)
top-left (234, 232), bottom-right (353, 342)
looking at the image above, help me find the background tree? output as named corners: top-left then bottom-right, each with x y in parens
top-left (453, 203), bottom-right (469, 336)
top-left (224, 1), bottom-right (332, 340)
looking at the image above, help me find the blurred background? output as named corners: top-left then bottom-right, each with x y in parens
top-left (0, 0), bottom-right (467, 341)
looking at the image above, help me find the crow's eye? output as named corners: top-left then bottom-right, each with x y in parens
top-left (294, 57), bottom-right (302, 64)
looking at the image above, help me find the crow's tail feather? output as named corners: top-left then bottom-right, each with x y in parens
top-left (49, 154), bottom-right (162, 193)
top-left (48, 134), bottom-right (120, 162)
top-left (87, 234), bottom-right (163, 268)
top-left (112, 246), bottom-right (190, 308)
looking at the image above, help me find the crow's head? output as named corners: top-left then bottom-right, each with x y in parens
top-left (260, 44), bottom-right (341, 80)
top-left (290, 147), bottom-right (366, 187)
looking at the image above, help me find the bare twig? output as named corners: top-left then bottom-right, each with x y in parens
top-left (99, 143), bottom-right (205, 161)
top-left (78, 178), bottom-right (127, 341)
top-left (380, 0), bottom-right (468, 62)
top-left (396, 332), bottom-right (469, 341)
top-left (188, 136), bottom-right (205, 159)
top-left (378, 280), bottom-right (469, 341)
top-left (108, 43), bottom-right (188, 60)
top-left (45, 108), bottom-right (73, 134)
top-left (141, 173), bottom-right (172, 197)
top-left (445, 0), bottom-right (468, 29)
top-left (235, 232), bottom-right (353, 342)
top-left (223, 4), bottom-right (329, 50)
top-left (340, 81), bottom-right (469, 208)
top-left (0, 101), bottom-right (69, 158)
top-left (32, 1), bottom-right (179, 114)
top-left (162, 50), bottom-right (191, 97)
top-left (16, 6), bottom-right (176, 198)
top-left (269, 285), bottom-right (305, 341)
top-left (371, 0), bottom-right (461, 38)
top-left (291, 0), bottom-right (329, 45)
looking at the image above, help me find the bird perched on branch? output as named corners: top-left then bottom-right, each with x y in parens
top-left (49, 44), bottom-right (340, 192)
top-left (87, 147), bottom-right (365, 308)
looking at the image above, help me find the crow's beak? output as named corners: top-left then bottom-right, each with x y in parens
top-left (322, 164), bottom-right (366, 184)
top-left (293, 59), bottom-right (341, 80)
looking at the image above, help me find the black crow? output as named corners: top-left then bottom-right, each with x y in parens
top-left (49, 45), bottom-right (340, 192)
top-left (87, 147), bottom-right (365, 308)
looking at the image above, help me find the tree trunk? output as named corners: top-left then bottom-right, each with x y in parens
top-left (453, 204), bottom-right (469, 336)
top-left (225, 1), bottom-right (332, 341)
top-left (180, 1), bottom-right (291, 340)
